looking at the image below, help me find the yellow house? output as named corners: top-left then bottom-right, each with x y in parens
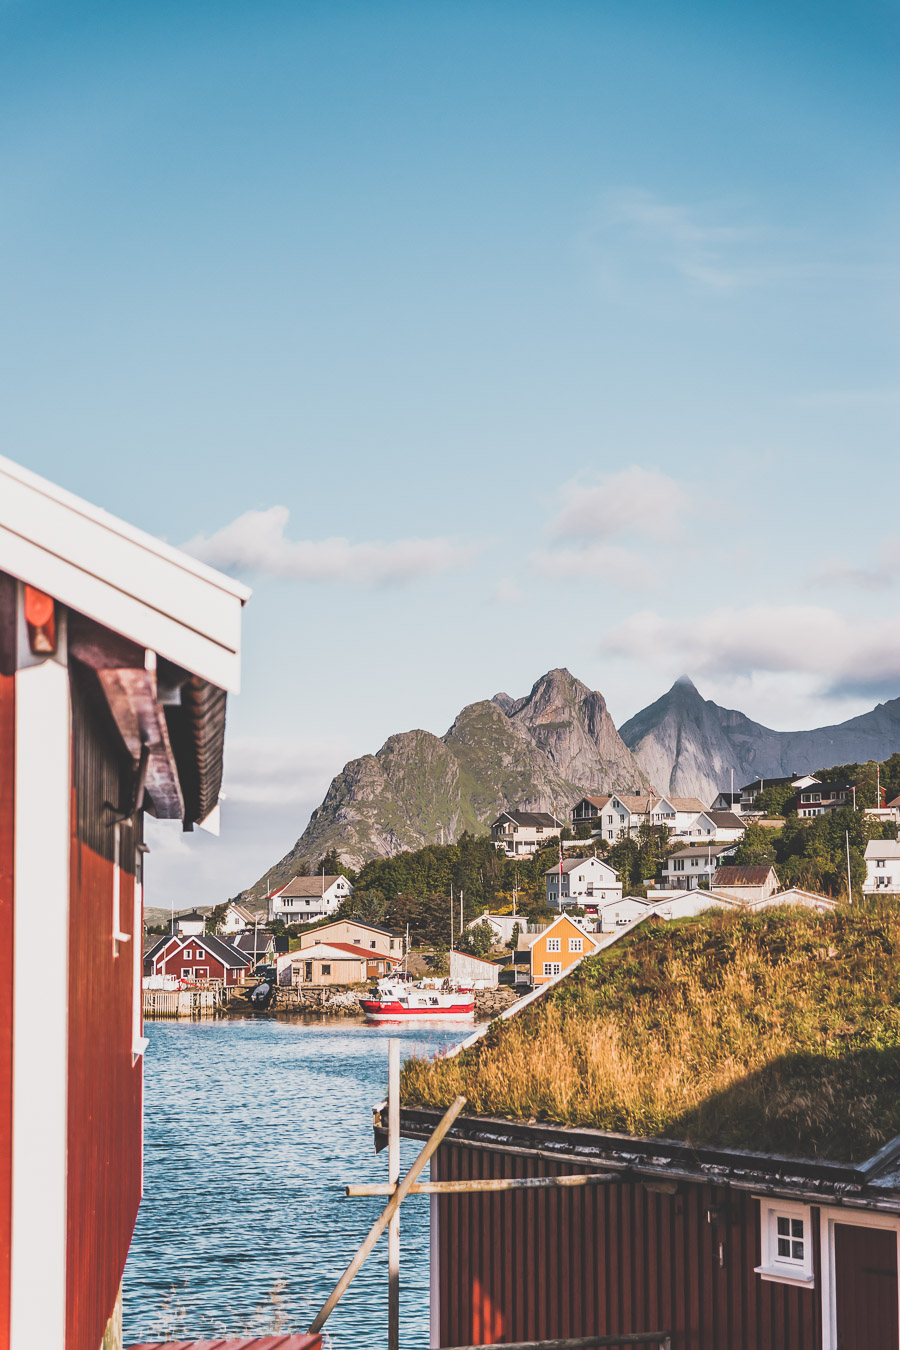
top-left (529, 913), bottom-right (600, 985)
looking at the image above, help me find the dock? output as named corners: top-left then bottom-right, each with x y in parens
top-left (142, 987), bottom-right (225, 1019)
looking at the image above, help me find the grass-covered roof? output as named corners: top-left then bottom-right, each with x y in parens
top-left (401, 902), bottom-right (900, 1163)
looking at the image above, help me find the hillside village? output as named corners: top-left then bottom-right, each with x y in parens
top-left (153, 757), bottom-right (900, 998)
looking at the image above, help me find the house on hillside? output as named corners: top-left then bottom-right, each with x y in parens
top-left (712, 864), bottom-right (780, 903)
top-left (797, 782), bottom-right (852, 817)
top-left (680, 810), bottom-right (746, 842)
top-left (586, 794), bottom-right (709, 842)
top-left (277, 943), bottom-right (401, 986)
top-left (594, 895), bottom-right (652, 931)
top-left (528, 912), bottom-right (600, 985)
top-left (544, 855), bottom-right (621, 910)
top-left (491, 809), bottom-right (563, 857)
top-left (220, 900), bottom-right (265, 934)
top-left (466, 912), bottom-right (523, 946)
top-left (298, 919), bottom-right (402, 955)
top-left (172, 909), bottom-right (207, 936)
top-left (0, 453), bottom-right (246, 1350)
top-left (741, 773), bottom-right (819, 812)
top-left (268, 873), bottom-right (353, 924)
top-left (710, 788), bottom-right (743, 813)
top-left (146, 934), bottom-right (251, 986)
top-left (392, 906), bottom-right (900, 1350)
top-left (660, 841), bottom-right (736, 891)
top-left (863, 839), bottom-right (900, 895)
top-left (570, 795), bottom-right (611, 827)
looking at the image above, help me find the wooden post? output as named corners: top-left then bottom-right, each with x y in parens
top-left (308, 1094), bottom-right (466, 1335)
top-left (388, 1038), bottom-right (400, 1350)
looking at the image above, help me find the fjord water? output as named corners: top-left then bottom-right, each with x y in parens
top-left (124, 1017), bottom-right (469, 1349)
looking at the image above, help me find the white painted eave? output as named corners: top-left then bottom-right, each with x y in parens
top-left (0, 455), bottom-right (249, 691)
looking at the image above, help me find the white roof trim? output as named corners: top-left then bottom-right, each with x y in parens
top-left (0, 455), bottom-right (249, 691)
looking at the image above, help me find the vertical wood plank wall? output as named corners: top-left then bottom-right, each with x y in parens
top-left (66, 665), bottom-right (143, 1350)
top-left (433, 1144), bottom-right (822, 1350)
top-left (0, 672), bottom-right (14, 1350)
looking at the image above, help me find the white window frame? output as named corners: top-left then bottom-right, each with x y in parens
top-left (819, 1206), bottom-right (900, 1350)
top-left (569, 938), bottom-right (583, 952)
top-left (546, 937), bottom-right (561, 952)
top-left (542, 962), bottom-right (561, 977)
top-left (755, 1196), bottom-right (814, 1287)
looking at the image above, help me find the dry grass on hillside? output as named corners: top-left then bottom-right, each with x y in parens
top-left (401, 903), bottom-right (900, 1162)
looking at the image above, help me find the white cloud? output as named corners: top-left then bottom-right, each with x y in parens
top-left (490, 578), bottom-right (524, 604)
top-left (604, 604), bottom-right (900, 698)
top-left (548, 466), bottom-right (690, 540)
top-left (809, 539), bottom-right (900, 593)
top-left (222, 735), bottom-right (355, 807)
top-left (595, 188), bottom-right (757, 292)
top-left (532, 542), bottom-right (657, 587)
top-left (184, 505), bottom-right (478, 586)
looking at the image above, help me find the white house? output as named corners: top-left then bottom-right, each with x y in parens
top-left (863, 839), bottom-right (900, 895)
top-left (466, 912), bottom-right (524, 945)
top-left (545, 855), bottom-right (622, 910)
top-left (679, 811), bottom-right (746, 843)
top-left (268, 873), bottom-right (353, 924)
top-left (660, 842), bottom-right (736, 891)
top-left (588, 794), bottom-right (708, 842)
top-left (491, 810), bottom-right (563, 857)
top-left (712, 865), bottom-right (780, 903)
top-left (219, 900), bottom-right (265, 934)
top-left (172, 909), bottom-right (206, 937)
top-left (594, 895), bottom-right (652, 932)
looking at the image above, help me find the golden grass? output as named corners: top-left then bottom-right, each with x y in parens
top-left (401, 903), bottom-right (900, 1162)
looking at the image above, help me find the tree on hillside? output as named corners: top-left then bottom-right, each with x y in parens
top-left (753, 783), bottom-right (797, 817)
top-left (506, 922), bottom-right (521, 952)
top-left (458, 919), bottom-right (495, 958)
top-left (316, 848), bottom-right (356, 882)
top-left (205, 903), bottom-right (229, 934)
top-left (729, 823), bottom-right (778, 867)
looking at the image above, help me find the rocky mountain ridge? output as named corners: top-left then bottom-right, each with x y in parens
top-left (241, 669), bottom-right (900, 900)
top-left (619, 676), bottom-right (900, 803)
top-left (242, 669), bottom-right (648, 899)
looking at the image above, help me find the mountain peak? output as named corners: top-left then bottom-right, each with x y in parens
top-left (673, 674), bottom-right (697, 692)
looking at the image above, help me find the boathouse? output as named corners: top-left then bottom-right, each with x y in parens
top-left (393, 904), bottom-right (900, 1350)
top-left (0, 454), bottom-right (247, 1350)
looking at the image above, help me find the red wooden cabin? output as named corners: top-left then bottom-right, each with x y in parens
top-left (394, 1107), bottom-right (900, 1350)
top-left (147, 933), bottom-right (251, 985)
top-left (0, 455), bottom-right (247, 1350)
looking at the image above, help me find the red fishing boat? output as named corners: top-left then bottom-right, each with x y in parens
top-left (359, 977), bottom-right (475, 1022)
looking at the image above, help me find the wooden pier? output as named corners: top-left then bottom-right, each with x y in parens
top-left (142, 987), bottom-right (224, 1019)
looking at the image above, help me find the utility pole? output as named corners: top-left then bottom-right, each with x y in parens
top-left (846, 831), bottom-right (853, 905)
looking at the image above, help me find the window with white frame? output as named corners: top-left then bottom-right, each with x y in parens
top-left (755, 1198), bottom-right (814, 1286)
top-left (546, 937), bottom-right (561, 952)
top-left (543, 962), bottom-right (561, 976)
top-left (569, 938), bottom-right (583, 952)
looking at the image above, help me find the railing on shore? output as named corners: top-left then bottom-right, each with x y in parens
top-left (142, 986), bottom-right (224, 1019)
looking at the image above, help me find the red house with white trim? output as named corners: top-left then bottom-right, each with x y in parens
top-left (145, 933), bottom-right (251, 985)
top-left (0, 454), bottom-right (247, 1350)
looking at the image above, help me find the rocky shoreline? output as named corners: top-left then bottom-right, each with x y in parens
top-left (224, 983), bottom-right (521, 1020)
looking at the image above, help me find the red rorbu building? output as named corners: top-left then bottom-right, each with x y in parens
top-left (145, 933), bottom-right (251, 985)
top-left (0, 455), bottom-right (248, 1350)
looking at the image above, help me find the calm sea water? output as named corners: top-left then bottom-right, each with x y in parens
top-left (124, 1016), bottom-right (470, 1349)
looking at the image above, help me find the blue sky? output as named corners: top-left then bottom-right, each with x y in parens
top-left (2, 0), bottom-right (897, 905)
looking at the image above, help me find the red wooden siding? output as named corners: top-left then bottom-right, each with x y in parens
top-left (154, 944), bottom-right (241, 985)
top-left (66, 664), bottom-right (143, 1350)
top-left (433, 1143), bottom-right (823, 1350)
top-left (0, 672), bottom-right (14, 1350)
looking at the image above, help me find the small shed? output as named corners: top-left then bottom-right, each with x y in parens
top-left (450, 950), bottom-right (500, 988)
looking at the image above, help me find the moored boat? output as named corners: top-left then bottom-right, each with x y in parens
top-left (360, 977), bottom-right (475, 1022)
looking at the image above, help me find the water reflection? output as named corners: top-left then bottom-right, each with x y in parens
top-left (124, 1016), bottom-right (467, 1349)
